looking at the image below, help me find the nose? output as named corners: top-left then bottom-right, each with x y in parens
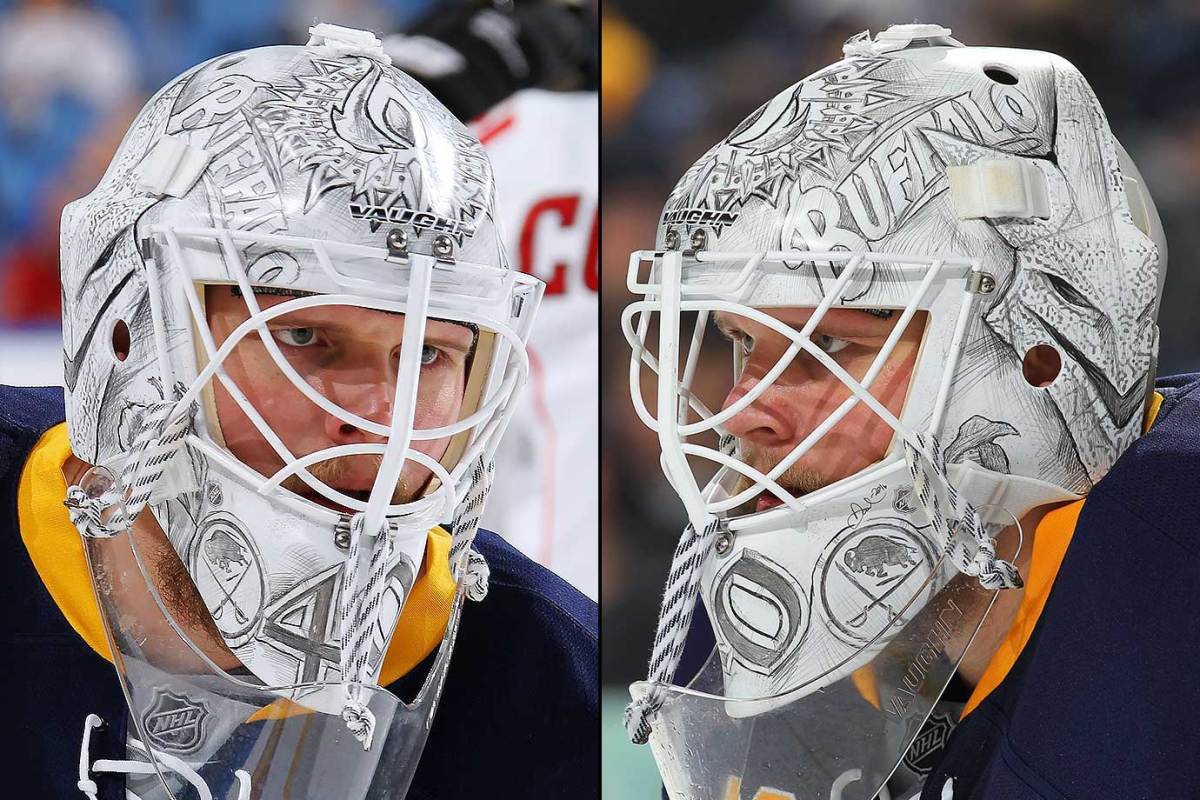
top-left (721, 371), bottom-right (799, 450)
top-left (324, 380), bottom-right (394, 445)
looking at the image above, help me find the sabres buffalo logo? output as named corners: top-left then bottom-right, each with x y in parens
top-left (188, 512), bottom-right (266, 648)
top-left (818, 519), bottom-right (936, 646)
top-left (843, 534), bottom-right (919, 578)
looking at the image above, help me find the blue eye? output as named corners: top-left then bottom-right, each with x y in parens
top-left (273, 328), bottom-right (317, 347)
top-left (815, 334), bottom-right (850, 354)
top-left (421, 345), bottom-right (439, 365)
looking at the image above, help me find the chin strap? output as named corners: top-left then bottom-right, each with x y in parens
top-left (337, 456), bottom-right (496, 750)
top-left (904, 432), bottom-right (1023, 590)
top-left (623, 516), bottom-right (723, 745)
top-left (624, 437), bottom-right (736, 745)
top-left (337, 511), bottom-right (398, 750)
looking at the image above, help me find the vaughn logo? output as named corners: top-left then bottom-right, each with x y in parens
top-left (902, 710), bottom-right (957, 776)
top-left (142, 689), bottom-right (210, 754)
top-left (661, 208), bottom-right (740, 228)
top-left (350, 203), bottom-right (476, 238)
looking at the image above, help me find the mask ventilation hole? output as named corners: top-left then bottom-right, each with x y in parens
top-left (984, 66), bottom-right (1019, 85)
top-left (1022, 344), bottom-right (1061, 387)
top-left (111, 319), bottom-right (130, 362)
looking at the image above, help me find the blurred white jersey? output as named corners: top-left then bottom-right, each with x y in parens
top-left (474, 89), bottom-right (597, 599)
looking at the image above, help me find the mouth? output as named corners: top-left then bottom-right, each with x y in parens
top-left (296, 486), bottom-right (373, 514)
top-left (755, 493), bottom-right (785, 513)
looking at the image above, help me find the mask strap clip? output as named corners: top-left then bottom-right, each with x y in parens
top-left (904, 431), bottom-right (1023, 590)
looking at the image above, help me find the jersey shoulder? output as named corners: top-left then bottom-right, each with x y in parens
top-left (1104, 372), bottom-right (1200, 515)
top-left (473, 528), bottom-right (598, 641)
top-left (0, 384), bottom-right (65, 484)
top-left (408, 531), bottom-right (597, 797)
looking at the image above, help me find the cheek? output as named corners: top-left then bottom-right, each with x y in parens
top-left (213, 351), bottom-right (322, 463)
top-left (411, 371), bottom-right (467, 454)
top-left (799, 345), bottom-right (919, 468)
top-left (832, 343), bottom-right (919, 449)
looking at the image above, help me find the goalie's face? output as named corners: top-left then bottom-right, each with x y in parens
top-left (717, 306), bottom-right (927, 512)
top-left (205, 286), bottom-right (475, 510)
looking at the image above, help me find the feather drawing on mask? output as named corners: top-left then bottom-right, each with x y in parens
top-left (945, 416), bottom-right (1019, 474)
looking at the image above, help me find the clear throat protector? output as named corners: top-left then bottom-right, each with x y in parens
top-left (70, 462), bottom-right (481, 800)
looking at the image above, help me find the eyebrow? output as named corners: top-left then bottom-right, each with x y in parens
top-left (425, 326), bottom-right (477, 351)
top-left (715, 308), bottom-right (895, 335)
top-left (263, 311), bottom-right (477, 353)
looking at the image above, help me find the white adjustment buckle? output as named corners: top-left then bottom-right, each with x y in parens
top-left (307, 23), bottom-right (391, 65)
top-left (846, 23), bottom-right (962, 57)
top-left (135, 135), bottom-right (211, 199)
top-left (947, 158), bottom-right (1050, 221)
top-left (876, 23), bottom-right (955, 43)
top-left (874, 23), bottom-right (961, 49)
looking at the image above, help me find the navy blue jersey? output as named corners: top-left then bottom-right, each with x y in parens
top-left (919, 373), bottom-right (1200, 799)
top-left (0, 385), bottom-right (598, 799)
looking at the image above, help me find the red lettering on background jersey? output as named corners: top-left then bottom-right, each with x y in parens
top-left (518, 195), bottom-right (598, 296)
top-left (584, 206), bottom-right (598, 292)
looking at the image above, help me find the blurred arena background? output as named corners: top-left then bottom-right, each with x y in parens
top-left (0, 0), bottom-right (440, 385)
top-left (600, 1), bottom-right (1200, 794)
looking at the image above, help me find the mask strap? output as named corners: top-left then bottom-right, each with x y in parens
top-left (338, 511), bottom-right (397, 749)
top-left (449, 456), bottom-right (495, 601)
top-left (337, 455), bottom-right (496, 750)
top-left (623, 516), bottom-right (724, 745)
top-left (903, 431), bottom-right (1023, 590)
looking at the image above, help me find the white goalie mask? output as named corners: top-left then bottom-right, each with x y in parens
top-left (623, 25), bottom-right (1166, 800)
top-left (60, 24), bottom-right (541, 800)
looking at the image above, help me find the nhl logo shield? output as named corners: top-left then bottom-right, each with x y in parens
top-left (142, 689), bottom-right (209, 754)
top-left (902, 711), bottom-right (957, 776)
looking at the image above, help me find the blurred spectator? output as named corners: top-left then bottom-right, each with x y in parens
top-left (0, 0), bottom-right (135, 128)
top-left (0, 0), bottom-right (139, 325)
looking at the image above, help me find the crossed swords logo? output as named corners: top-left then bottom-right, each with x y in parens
top-left (201, 528), bottom-right (255, 625)
top-left (834, 555), bottom-right (919, 630)
top-left (824, 526), bottom-right (932, 640)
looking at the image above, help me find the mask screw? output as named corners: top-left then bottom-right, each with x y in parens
top-left (714, 530), bottom-right (734, 556)
top-left (386, 228), bottom-right (409, 257)
top-left (690, 228), bottom-right (708, 251)
top-left (334, 516), bottom-right (352, 551)
top-left (663, 228), bottom-right (681, 250)
top-left (968, 271), bottom-right (996, 294)
top-left (433, 234), bottom-right (454, 258)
